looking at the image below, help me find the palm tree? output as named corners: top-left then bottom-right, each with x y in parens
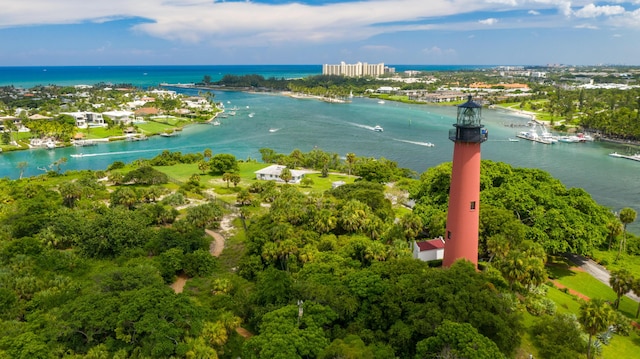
top-left (580, 298), bottom-right (615, 359)
top-left (609, 268), bottom-right (634, 309)
top-left (222, 172), bottom-right (233, 187)
top-left (312, 208), bottom-right (337, 234)
top-left (629, 278), bottom-right (640, 320)
top-left (606, 218), bottom-right (622, 250)
top-left (203, 148), bottom-right (212, 161)
top-left (346, 153), bottom-right (357, 177)
top-left (289, 149), bottom-right (304, 168)
top-left (617, 207), bottom-right (637, 260)
top-left (501, 251), bottom-right (526, 290)
top-left (279, 167), bottom-right (292, 184)
top-left (198, 160), bottom-right (210, 174)
top-left (59, 181), bottom-right (83, 208)
top-left (16, 161), bottom-right (28, 179)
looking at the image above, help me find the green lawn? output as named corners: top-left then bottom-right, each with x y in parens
top-left (591, 249), bottom-right (640, 277)
top-left (78, 127), bottom-right (123, 139)
top-left (136, 121), bottom-right (180, 135)
top-left (546, 285), bottom-right (582, 314)
top-left (601, 330), bottom-right (640, 359)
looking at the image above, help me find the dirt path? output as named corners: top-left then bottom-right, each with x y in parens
top-left (170, 273), bottom-right (189, 294)
top-left (207, 229), bottom-right (225, 257)
top-left (171, 213), bottom-right (235, 293)
top-left (235, 327), bottom-right (254, 338)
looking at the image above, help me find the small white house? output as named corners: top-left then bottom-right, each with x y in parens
top-left (255, 165), bottom-right (306, 184)
top-left (413, 238), bottom-right (445, 262)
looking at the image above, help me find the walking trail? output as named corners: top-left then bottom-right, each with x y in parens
top-left (171, 214), bottom-right (234, 294)
top-left (564, 253), bottom-right (640, 302)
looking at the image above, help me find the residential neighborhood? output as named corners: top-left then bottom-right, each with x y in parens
top-left (0, 84), bottom-right (220, 150)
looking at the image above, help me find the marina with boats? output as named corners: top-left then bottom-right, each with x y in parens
top-left (515, 123), bottom-right (594, 145)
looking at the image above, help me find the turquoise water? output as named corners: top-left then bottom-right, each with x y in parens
top-left (0, 64), bottom-right (492, 88)
top-left (0, 66), bottom-right (638, 232)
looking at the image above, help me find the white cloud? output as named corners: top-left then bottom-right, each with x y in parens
top-left (479, 18), bottom-right (499, 25)
top-left (0, 0), bottom-right (638, 48)
top-left (574, 23), bottom-right (599, 29)
top-left (574, 4), bottom-right (626, 18)
top-left (610, 8), bottom-right (640, 28)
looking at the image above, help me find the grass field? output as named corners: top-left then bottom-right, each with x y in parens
top-left (136, 121), bottom-right (181, 135)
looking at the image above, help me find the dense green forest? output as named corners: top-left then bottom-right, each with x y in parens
top-left (0, 149), bottom-right (637, 358)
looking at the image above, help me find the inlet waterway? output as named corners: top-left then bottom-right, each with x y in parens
top-left (1, 87), bottom-right (639, 232)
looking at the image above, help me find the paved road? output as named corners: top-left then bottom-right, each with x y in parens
top-left (565, 253), bottom-right (640, 302)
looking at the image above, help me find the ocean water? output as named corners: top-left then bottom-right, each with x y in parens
top-left (0, 65), bottom-right (638, 232)
top-left (0, 64), bottom-right (492, 89)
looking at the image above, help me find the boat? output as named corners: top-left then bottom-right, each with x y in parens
top-left (373, 125), bottom-right (384, 132)
top-left (557, 135), bottom-right (580, 143)
top-left (609, 152), bottom-right (640, 162)
top-left (127, 135), bottom-right (148, 141)
top-left (211, 120), bottom-right (221, 126)
top-left (515, 124), bottom-right (552, 144)
top-left (539, 126), bottom-right (558, 143)
top-left (70, 153), bottom-right (83, 158)
top-left (269, 128), bottom-right (279, 133)
top-left (508, 138), bottom-right (519, 142)
top-left (377, 100), bottom-right (385, 104)
top-left (248, 113), bottom-right (255, 118)
top-left (577, 133), bottom-right (595, 142)
top-left (160, 131), bottom-right (179, 137)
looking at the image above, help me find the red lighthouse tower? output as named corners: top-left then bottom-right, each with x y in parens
top-left (442, 96), bottom-right (487, 268)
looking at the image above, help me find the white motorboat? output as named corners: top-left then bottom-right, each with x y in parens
top-left (373, 125), bottom-right (383, 132)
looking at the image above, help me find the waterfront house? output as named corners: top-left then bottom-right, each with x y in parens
top-left (413, 238), bottom-right (445, 262)
top-left (63, 112), bottom-right (106, 128)
top-left (376, 86), bottom-right (399, 94)
top-left (102, 110), bottom-right (134, 125)
top-left (255, 165), bottom-right (306, 184)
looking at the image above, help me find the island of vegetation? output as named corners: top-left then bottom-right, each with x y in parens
top-left (0, 144), bottom-right (639, 359)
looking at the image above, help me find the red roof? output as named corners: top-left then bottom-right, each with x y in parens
top-left (416, 238), bottom-right (445, 251)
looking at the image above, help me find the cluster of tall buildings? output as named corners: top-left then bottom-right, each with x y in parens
top-left (322, 61), bottom-right (394, 77)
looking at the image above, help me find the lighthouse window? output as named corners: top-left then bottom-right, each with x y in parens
top-left (470, 201), bottom-right (476, 210)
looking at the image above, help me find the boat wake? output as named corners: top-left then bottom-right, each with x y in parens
top-left (347, 122), bottom-right (378, 132)
top-left (68, 148), bottom-right (162, 158)
top-left (68, 145), bottom-right (210, 158)
top-left (393, 139), bottom-right (435, 147)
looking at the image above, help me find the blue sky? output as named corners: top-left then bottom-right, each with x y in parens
top-left (1, 0), bottom-right (639, 66)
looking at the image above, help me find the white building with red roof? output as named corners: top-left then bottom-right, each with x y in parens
top-left (413, 238), bottom-right (445, 262)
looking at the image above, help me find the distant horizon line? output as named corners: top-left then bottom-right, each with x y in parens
top-left (2, 63), bottom-right (636, 68)
top-left (0, 62), bottom-right (640, 68)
